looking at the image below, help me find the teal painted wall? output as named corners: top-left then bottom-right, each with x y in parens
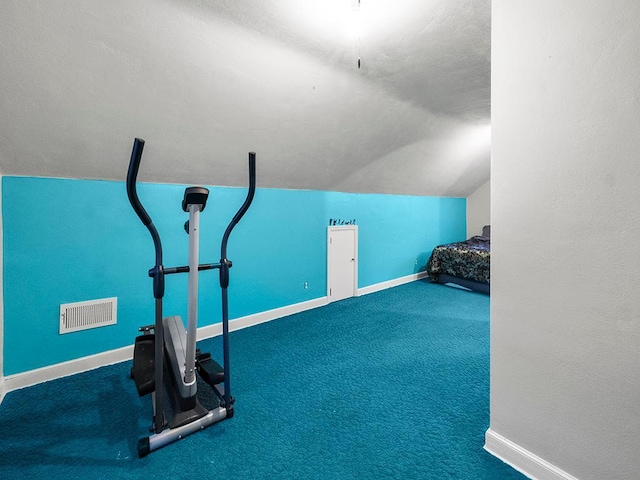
top-left (2, 177), bottom-right (465, 375)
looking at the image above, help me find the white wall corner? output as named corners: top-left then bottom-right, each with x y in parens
top-left (484, 429), bottom-right (579, 480)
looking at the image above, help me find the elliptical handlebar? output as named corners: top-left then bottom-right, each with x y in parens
top-left (218, 151), bottom-right (256, 412)
top-left (221, 152), bottom-right (256, 261)
top-left (126, 138), bottom-right (164, 297)
top-left (127, 138), bottom-right (152, 227)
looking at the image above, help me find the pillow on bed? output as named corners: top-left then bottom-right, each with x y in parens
top-left (482, 225), bottom-right (490, 238)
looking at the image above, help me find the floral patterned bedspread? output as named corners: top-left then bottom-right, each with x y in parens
top-left (426, 236), bottom-right (490, 284)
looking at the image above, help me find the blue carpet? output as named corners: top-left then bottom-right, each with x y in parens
top-left (0, 281), bottom-right (524, 479)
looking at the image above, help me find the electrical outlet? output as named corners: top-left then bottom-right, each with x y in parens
top-left (304, 281), bottom-right (309, 290)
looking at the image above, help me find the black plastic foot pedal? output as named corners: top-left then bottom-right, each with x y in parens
top-left (196, 352), bottom-right (224, 386)
top-left (132, 334), bottom-right (155, 396)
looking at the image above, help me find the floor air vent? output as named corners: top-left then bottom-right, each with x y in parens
top-left (60, 297), bottom-right (117, 334)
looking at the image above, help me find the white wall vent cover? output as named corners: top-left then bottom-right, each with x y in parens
top-left (60, 297), bottom-right (117, 334)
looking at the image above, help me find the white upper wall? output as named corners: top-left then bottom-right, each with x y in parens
top-left (492, 1), bottom-right (640, 479)
top-left (466, 179), bottom-right (490, 237)
top-left (0, 0), bottom-right (490, 196)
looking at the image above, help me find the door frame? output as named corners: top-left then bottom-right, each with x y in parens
top-left (327, 225), bottom-right (359, 302)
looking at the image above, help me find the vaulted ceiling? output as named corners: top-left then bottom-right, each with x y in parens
top-left (0, 0), bottom-right (490, 196)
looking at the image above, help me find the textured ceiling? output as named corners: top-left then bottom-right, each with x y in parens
top-left (0, 0), bottom-right (490, 196)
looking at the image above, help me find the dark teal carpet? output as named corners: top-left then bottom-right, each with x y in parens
top-left (0, 281), bottom-right (523, 479)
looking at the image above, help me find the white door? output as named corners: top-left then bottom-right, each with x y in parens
top-left (327, 226), bottom-right (358, 302)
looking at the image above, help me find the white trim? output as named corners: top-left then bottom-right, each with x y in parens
top-left (358, 271), bottom-right (429, 296)
top-left (197, 296), bottom-right (329, 340)
top-left (0, 271), bottom-right (428, 401)
top-left (1, 296), bottom-right (329, 398)
top-left (4, 344), bottom-right (135, 394)
top-left (484, 429), bottom-right (579, 480)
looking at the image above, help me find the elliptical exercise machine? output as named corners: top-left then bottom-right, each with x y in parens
top-left (126, 138), bottom-right (256, 457)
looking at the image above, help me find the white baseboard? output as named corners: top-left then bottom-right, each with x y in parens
top-left (4, 345), bottom-right (135, 394)
top-left (1, 296), bottom-right (329, 398)
top-left (197, 296), bottom-right (329, 340)
top-left (484, 429), bottom-right (579, 480)
top-left (1, 273), bottom-right (427, 402)
top-left (357, 271), bottom-right (428, 296)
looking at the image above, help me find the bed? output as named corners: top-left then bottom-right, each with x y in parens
top-left (426, 225), bottom-right (490, 294)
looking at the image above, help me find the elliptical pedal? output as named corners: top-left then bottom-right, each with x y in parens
top-left (132, 333), bottom-right (156, 397)
top-left (196, 352), bottom-right (225, 387)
